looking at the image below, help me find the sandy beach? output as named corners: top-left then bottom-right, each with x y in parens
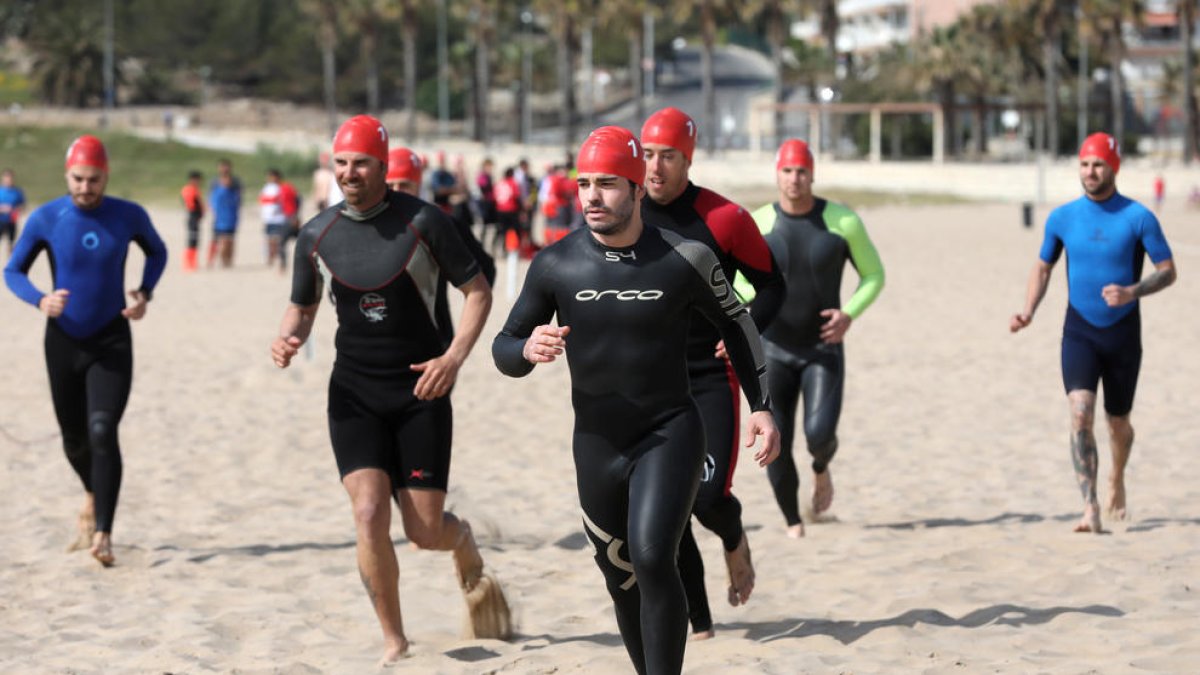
top-left (2, 192), bottom-right (1198, 674)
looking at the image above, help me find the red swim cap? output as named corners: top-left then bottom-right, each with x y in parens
top-left (386, 147), bottom-right (423, 184)
top-left (1079, 132), bottom-right (1120, 174)
top-left (577, 126), bottom-right (646, 185)
top-left (332, 115), bottom-right (389, 163)
top-left (640, 107), bottom-right (697, 162)
top-left (65, 135), bottom-right (108, 172)
top-left (776, 138), bottom-right (814, 171)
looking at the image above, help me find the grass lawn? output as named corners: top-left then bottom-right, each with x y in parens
top-left (0, 125), bottom-right (315, 207)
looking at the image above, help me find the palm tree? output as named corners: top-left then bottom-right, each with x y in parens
top-left (300, 0), bottom-right (340, 135)
top-left (534, 0), bottom-right (590, 155)
top-left (668, 0), bottom-right (740, 155)
top-left (1180, 0), bottom-right (1197, 162)
top-left (596, 3), bottom-right (658, 126)
top-left (742, 0), bottom-right (801, 146)
top-left (24, 5), bottom-right (113, 107)
top-left (1081, 0), bottom-right (1147, 146)
top-left (1027, 0), bottom-right (1070, 155)
top-left (399, 0), bottom-right (422, 142)
top-left (343, 0), bottom-right (403, 116)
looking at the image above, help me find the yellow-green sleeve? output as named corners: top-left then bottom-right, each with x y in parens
top-left (825, 203), bottom-right (884, 319)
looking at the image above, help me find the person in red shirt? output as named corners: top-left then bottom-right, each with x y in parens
top-left (180, 171), bottom-right (204, 272)
top-left (492, 167), bottom-right (523, 254)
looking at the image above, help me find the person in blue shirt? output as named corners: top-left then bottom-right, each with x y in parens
top-left (1011, 132), bottom-right (1176, 534)
top-left (3, 135), bottom-right (168, 566)
top-left (0, 168), bottom-right (26, 257)
top-left (207, 157), bottom-right (242, 267)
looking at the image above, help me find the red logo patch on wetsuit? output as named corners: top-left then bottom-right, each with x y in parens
top-left (358, 292), bottom-right (387, 322)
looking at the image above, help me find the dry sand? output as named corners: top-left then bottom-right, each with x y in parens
top-left (1, 193), bottom-right (1198, 674)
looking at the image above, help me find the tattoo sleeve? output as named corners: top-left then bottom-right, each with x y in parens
top-left (1133, 267), bottom-right (1175, 298)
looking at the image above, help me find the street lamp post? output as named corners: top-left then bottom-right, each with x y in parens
top-left (437, 0), bottom-right (449, 139)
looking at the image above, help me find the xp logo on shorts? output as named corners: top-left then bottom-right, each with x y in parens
top-left (81, 231), bottom-right (100, 250)
top-left (359, 292), bottom-right (387, 322)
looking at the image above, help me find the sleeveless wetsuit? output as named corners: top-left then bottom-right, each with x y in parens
top-left (493, 225), bottom-right (770, 675)
top-left (289, 190), bottom-right (482, 491)
top-left (736, 199), bottom-right (884, 528)
top-left (4, 195), bottom-right (168, 534)
top-left (1039, 192), bottom-right (1172, 415)
top-left (640, 182), bottom-right (783, 633)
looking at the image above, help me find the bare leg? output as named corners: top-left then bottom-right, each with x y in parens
top-left (812, 467), bottom-right (835, 515)
top-left (397, 489), bottom-right (511, 640)
top-left (343, 469), bottom-right (408, 664)
top-left (724, 533), bottom-right (755, 607)
top-left (786, 523), bottom-right (805, 539)
top-left (67, 493), bottom-right (96, 552)
top-left (1068, 391), bottom-right (1102, 534)
top-left (1106, 414), bottom-right (1134, 521)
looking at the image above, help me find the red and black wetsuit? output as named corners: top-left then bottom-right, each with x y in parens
top-left (493, 225), bottom-right (770, 675)
top-left (289, 190), bottom-right (482, 492)
top-left (640, 181), bottom-right (784, 634)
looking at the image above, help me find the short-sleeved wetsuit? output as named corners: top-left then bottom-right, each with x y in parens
top-left (289, 190), bottom-right (481, 491)
top-left (493, 225), bottom-right (770, 675)
top-left (209, 177), bottom-right (242, 235)
top-left (0, 182), bottom-right (26, 244)
top-left (1038, 192), bottom-right (1173, 415)
top-left (4, 195), bottom-right (167, 534)
top-left (734, 198), bottom-right (884, 528)
top-left (640, 181), bottom-right (783, 634)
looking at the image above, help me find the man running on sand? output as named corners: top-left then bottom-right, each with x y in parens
top-left (735, 138), bottom-right (885, 538)
top-left (1010, 132), bottom-right (1176, 534)
top-left (639, 106), bottom-right (786, 638)
top-left (494, 125), bottom-right (779, 675)
top-left (4, 135), bottom-right (168, 566)
top-left (271, 115), bottom-right (509, 664)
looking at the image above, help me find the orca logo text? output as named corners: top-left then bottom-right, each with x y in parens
top-left (575, 289), bottom-right (664, 301)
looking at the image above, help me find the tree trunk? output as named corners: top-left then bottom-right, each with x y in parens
top-left (558, 14), bottom-right (577, 156)
top-left (474, 30), bottom-right (489, 143)
top-left (767, 1), bottom-right (786, 147)
top-left (630, 23), bottom-right (644, 124)
top-left (363, 25), bottom-right (379, 114)
top-left (1183, 0), bottom-right (1197, 163)
top-left (1111, 23), bottom-right (1125, 146)
top-left (321, 26), bottom-right (337, 136)
top-left (1043, 26), bottom-right (1059, 156)
top-left (701, 1), bottom-right (717, 155)
top-left (403, 16), bottom-right (417, 142)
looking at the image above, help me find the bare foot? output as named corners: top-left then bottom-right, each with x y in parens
top-left (66, 509), bottom-right (96, 553)
top-left (379, 638), bottom-right (410, 666)
top-left (812, 469), bottom-right (834, 515)
top-left (90, 532), bottom-right (115, 567)
top-left (1073, 504), bottom-right (1103, 534)
top-left (724, 534), bottom-right (755, 607)
top-left (690, 629), bottom-right (715, 641)
top-left (1106, 476), bottom-right (1128, 521)
top-left (452, 521), bottom-right (485, 591)
top-left (786, 523), bottom-right (805, 539)
top-left (454, 521), bottom-right (512, 640)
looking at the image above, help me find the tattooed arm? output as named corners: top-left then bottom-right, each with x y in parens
top-left (1102, 259), bottom-right (1177, 308)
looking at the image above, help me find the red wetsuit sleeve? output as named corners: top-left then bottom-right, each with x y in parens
top-left (693, 188), bottom-right (785, 332)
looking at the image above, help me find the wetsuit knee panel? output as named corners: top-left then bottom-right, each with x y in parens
top-left (87, 411), bottom-right (117, 449)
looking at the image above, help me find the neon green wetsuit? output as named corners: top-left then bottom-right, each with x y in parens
top-left (736, 198), bottom-right (884, 527)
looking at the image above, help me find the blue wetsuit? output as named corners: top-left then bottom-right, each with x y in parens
top-left (1039, 192), bottom-right (1172, 415)
top-left (210, 177), bottom-right (242, 234)
top-left (0, 183), bottom-right (25, 244)
top-left (4, 194), bottom-right (167, 534)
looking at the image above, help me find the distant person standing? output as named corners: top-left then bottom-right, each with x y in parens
top-left (259, 168), bottom-right (295, 272)
top-left (0, 168), bottom-right (27, 257)
top-left (3, 135), bottom-right (168, 566)
top-left (640, 106), bottom-right (785, 638)
top-left (179, 171), bottom-right (204, 272)
top-left (311, 150), bottom-right (341, 213)
top-left (208, 158), bottom-right (242, 267)
top-left (429, 151), bottom-right (457, 214)
top-left (1153, 174), bottom-right (1165, 213)
top-left (735, 139), bottom-right (885, 538)
top-left (1010, 133), bottom-right (1177, 534)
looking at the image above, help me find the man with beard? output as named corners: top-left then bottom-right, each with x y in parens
top-left (4, 135), bottom-right (168, 567)
top-left (493, 126), bottom-right (779, 675)
top-left (639, 106), bottom-right (785, 638)
top-left (1010, 132), bottom-right (1177, 534)
top-left (271, 116), bottom-right (508, 664)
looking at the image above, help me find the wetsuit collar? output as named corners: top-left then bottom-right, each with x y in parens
top-left (340, 197), bottom-right (389, 222)
top-left (777, 198), bottom-right (824, 220)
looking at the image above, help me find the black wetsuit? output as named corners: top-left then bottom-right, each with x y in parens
top-left (641, 182), bottom-right (784, 634)
top-left (746, 199), bottom-right (884, 528)
top-left (290, 190), bottom-right (481, 491)
top-left (493, 225), bottom-right (770, 675)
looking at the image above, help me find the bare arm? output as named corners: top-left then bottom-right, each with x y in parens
top-left (271, 302), bottom-right (320, 368)
top-left (1102, 259), bottom-right (1177, 307)
top-left (410, 273), bottom-right (493, 400)
top-left (1010, 260), bottom-right (1054, 333)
